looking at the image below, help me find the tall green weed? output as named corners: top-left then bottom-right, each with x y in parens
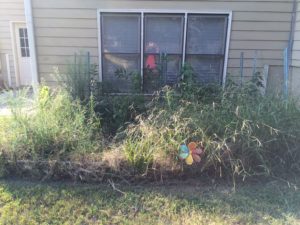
top-left (0, 87), bottom-right (102, 160)
top-left (121, 72), bottom-right (300, 179)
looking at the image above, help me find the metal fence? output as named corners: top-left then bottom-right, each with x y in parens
top-left (0, 53), bottom-right (11, 88)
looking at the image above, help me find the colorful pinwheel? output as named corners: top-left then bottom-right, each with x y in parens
top-left (179, 142), bottom-right (204, 165)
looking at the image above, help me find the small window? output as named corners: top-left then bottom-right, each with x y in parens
top-left (19, 28), bottom-right (30, 57)
top-left (143, 14), bottom-right (184, 92)
top-left (101, 13), bottom-right (141, 93)
top-left (186, 15), bottom-right (227, 83)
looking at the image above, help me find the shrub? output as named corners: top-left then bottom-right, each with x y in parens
top-left (94, 94), bottom-right (146, 136)
top-left (0, 87), bottom-right (102, 160)
top-left (54, 53), bottom-right (146, 136)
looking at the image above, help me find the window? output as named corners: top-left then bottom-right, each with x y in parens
top-left (144, 14), bottom-right (184, 92)
top-left (99, 11), bottom-right (229, 93)
top-left (186, 15), bottom-right (228, 83)
top-left (19, 28), bottom-right (30, 57)
top-left (101, 13), bottom-right (141, 93)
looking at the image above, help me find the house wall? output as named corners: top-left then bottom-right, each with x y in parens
top-left (30, 0), bottom-right (294, 87)
top-left (291, 0), bottom-right (300, 98)
top-left (292, 0), bottom-right (300, 66)
top-left (0, 0), bottom-right (26, 87)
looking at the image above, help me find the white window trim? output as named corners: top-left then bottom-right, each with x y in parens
top-left (97, 9), bottom-right (232, 88)
top-left (24, 0), bottom-right (39, 87)
top-left (9, 21), bottom-right (25, 87)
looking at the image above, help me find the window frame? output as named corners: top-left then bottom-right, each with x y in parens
top-left (185, 14), bottom-right (229, 84)
top-left (19, 28), bottom-right (30, 58)
top-left (100, 12), bottom-right (142, 93)
top-left (97, 9), bottom-right (232, 92)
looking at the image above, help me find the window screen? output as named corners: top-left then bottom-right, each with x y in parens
top-left (186, 55), bottom-right (223, 83)
top-left (101, 13), bottom-right (140, 93)
top-left (143, 54), bottom-right (182, 92)
top-left (99, 12), bottom-right (229, 93)
top-left (186, 15), bottom-right (227, 84)
top-left (143, 14), bottom-right (184, 92)
top-left (19, 28), bottom-right (30, 57)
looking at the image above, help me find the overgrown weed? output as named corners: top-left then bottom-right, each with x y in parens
top-left (120, 69), bottom-right (300, 180)
top-left (1, 60), bottom-right (299, 183)
top-left (0, 87), bottom-right (102, 160)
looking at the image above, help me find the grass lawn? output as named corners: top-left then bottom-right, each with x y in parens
top-left (0, 179), bottom-right (299, 225)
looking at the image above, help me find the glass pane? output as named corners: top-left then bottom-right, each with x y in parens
top-left (185, 55), bottom-right (223, 84)
top-left (102, 53), bottom-right (140, 93)
top-left (19, 28), bottom-right (24, 38)
top-left (26, 48), bottom-right (30, 57)
top-left (143, 54), bottom-right (181, 93)
top-left (20, 38), bottom-right (25, 47)
top-left (165, 55), bottom-right (182, 85)
top-left (21, 48), bottom-right (26, 57)
top-left (187, 15), bottom-right (227, 54)
top-left (24, 28), bottom-right (28, 38)
top-left (102, 13), bottom-right (140, 53)
top-left (25, 38), bottom-right (29, 48)
top-left (144, 14), bottom-right (184, 54)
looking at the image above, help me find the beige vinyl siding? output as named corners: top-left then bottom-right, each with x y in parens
top-left (291, 0), bottom-right (300, 98)
top-left (31, 0), bottom-right (293, 83)
top-left (292, 0), bottom-right (300, 67)
top-left (0, 0), bottom-right (25, 87)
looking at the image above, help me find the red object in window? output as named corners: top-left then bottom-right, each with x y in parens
top-left (146, 55), bottom-right (156, 69)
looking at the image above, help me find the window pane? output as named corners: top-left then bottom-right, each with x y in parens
top-left (143, 54), bottom-right (181, 92)
top-left (26, 48), bottom-right (30, 57)
top-left (20, 38), bottom-right (25, 47)
top-left (144, 14), bottom-right (184, 54)
top-left (185, 55), bottom-right (223, 83)
top-left (21, 48), bottom-right (27, 57)
top-left (187, 15), bottom-right (227, 54)
top-left (102, 13), bottom-right (140, 53)
top-left (164, 55), bottom-right (182, 85)
top-left (102, 53), bottom-right (140, 93)
top-left (24, 28), bottom-right (28, 38)
top-left (19, 28), bottom-right (24, 38)
top-left (25, 38), bottom-right (29, 48)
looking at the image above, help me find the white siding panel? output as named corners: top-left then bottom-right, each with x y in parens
top-left (35, 28), bottom-right (98, 38)
top-left (34, 18), bottom-right (97, 29)
top-left (33, 9), bottom-right (97, 19)
top-left (229, 50), bottom-right (283, 60)
top-left (233, 11), bottom-right (291, 22)
top-left (228, 59), bottom-right (283, 68)
top-left (232, 21), bottom-right (290, 31)
top-left (231, 31), bottom-right (289, 41)
top-left (32, 0), bottom-right (293, 12)
top-left (38, 55), bottom-right (98, 65)
top-left (37, 47), bottom-right (99, 56)
top-left (36, 37), bottom-right (98, 47)
top-left (231, 41), bottom-right (288, 50)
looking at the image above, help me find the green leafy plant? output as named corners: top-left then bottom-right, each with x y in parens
top-left (115, 68), bottom-right (142, 93)
top-left (0, 86), bottom-right (102, 160)
top-left (94, 95), bottom-right (145, 136)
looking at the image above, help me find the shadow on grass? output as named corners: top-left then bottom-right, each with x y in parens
top-left (0, 178), bottom-right (299, 224)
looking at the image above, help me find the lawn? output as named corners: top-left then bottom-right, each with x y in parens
top-left (0, 179), bottom-right (299, 225)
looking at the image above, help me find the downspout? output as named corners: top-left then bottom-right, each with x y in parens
top-left (24, 0), bottom-right (39, 88)
top-left (5, 54), bottom-right (12, 87)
